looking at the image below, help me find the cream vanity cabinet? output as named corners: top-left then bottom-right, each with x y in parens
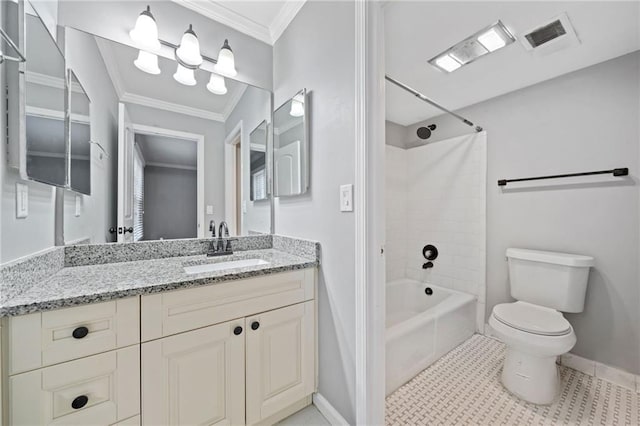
top-left (140, 268), bottom-right (317, 426)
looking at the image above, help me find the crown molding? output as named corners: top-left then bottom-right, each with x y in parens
top-left (146, 161), bottom-right (197, 171)
top-left (121, 92), bottom-right (226, 122)
top-left (172, 0), bottom-right (306, 45)
top-left (270, 1), bottom-right (306, 43)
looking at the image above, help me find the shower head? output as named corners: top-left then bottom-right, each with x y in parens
top-left (417, 124), bottom-right (436, 140)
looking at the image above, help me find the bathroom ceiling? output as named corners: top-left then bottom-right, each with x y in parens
top-left (385, 1), bottom-right (640, 126)
top-left (136, 134), bottom-right (197, 169)
top-left (96, 36), bottom-right (247, 122)
top-left (174, 0), bottom-right (306, 45)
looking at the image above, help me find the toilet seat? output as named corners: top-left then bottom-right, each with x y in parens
top-left (493, 301), bottom-right (572, 336)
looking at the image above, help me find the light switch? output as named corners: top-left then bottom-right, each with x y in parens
top-left (75, 195), bottom-right (82, 217)
top-left (206, 205), bottom-right (214, 215)
top-left (16, 183), bottom-right (28, 218)
top-left (340, 184), bottom-right (353, 212)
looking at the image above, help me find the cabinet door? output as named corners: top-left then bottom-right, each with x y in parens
top-left (142, 319), bottom-right (245, 426)
top-left (246, 301), bottom-right (315, 425)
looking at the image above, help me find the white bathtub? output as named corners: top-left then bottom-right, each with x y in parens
top-left (386, 278), bottom-right (476, 395)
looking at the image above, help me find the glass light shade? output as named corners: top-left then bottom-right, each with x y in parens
top-left (134, 50), bottom-right (161, 75)
top-left (213, 39), bottom-right (237, 77)
top-left (206, 73), bottom-right (227, 95)
top-left (129, 6), bottom-right (161, 52)
top-left (290, 99), bottom-right (304, 117)
top-left (175, 25), bottom-right (203, 67)
top-left (173, 64), bottom-right (196, 86)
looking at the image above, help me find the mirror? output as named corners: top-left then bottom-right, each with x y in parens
top-left (68, 70), bottom-right (91, 195)
top-left (249, 121), bottom-right (268, 202)
top-left (273, 89), bottom-right (308, 197)
top-left (60, 27), bottom-right (272, 244)
top-left (24, 9), bottom-right (67, 187)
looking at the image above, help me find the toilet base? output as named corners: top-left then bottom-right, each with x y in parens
top-left (501, 347), bottom-right (560, 405)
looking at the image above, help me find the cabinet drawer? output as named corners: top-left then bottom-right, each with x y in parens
top-left (142, 269), bottom-right (315, 341)
top-left (9, 345), bottom-right (140, 425)
top-left (8, 297), bottom-right (140, 375)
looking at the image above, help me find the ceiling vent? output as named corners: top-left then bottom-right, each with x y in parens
top-left (521, 13), bottom-right (580, 55)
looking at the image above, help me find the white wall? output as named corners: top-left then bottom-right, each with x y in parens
top-left (384, 145), bottom-right (407, 282)
top-left (408, 52), bottom-right (640, 374)
top-left (225, 86), bottom-right (271, 235)
top-left (63, 28), bottom-right (119, 245)
top-left (273, 1), bottom-right (357, 422)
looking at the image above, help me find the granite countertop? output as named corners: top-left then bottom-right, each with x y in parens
top-left (0, 248), bottom-right (317, 317)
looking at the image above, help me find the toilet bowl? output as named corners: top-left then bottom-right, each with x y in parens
top-left (493, 248), bottom-right (594, 405)
top-left (489, 301), bottom-right (576, 404)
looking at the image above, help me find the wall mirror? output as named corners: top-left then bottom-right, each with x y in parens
top-left (23, 7), bottom-right (68, 187)
top-left (68, 70), bottom-right (91, 195)
top-left (273, 89), bottom-right (309, 197)
top-left (249, 120), bottom-right (268, 202)
top-left (59, 25), bottom-right (272, 244)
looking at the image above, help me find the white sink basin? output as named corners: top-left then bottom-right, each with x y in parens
top-left (183, 258), bottom-right (270, 274)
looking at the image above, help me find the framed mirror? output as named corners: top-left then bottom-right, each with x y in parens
top-left (273, 89), bottom-right (308, 197)
top-left (68, 70), bottom-right (91, 195)
top-left (23, 6), bottom-right (68, 187)
top-left (249, 120), bottom-right (268, 202)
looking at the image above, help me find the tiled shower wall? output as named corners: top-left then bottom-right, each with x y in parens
top-left (385, 133), bottom-right (487, 329)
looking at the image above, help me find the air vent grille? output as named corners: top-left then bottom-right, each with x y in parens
top-left (525, 20), bottom-right (567, 48)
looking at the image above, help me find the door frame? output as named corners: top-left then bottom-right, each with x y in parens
top-left (224, 120), bottom-right (243, 236)
top-left (130, 123), bottom-right (206, 239)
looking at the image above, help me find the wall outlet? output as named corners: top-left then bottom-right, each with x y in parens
top-left (75, 195), bottom-right (82, 217)
top-left (16, 183), bottom-right (28, 218)
top-left (340, 184), bottom-right (353, 212)
top-left (206, 205), bottom-right (214, 215)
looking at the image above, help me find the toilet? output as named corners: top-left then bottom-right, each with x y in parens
top-left (489, 248), bottom-right (594, 405)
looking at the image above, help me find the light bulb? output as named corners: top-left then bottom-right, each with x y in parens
top-left (175, 24), bottom-right (203, 67)
top-left (133, 50), bottom-right (161, 75)
top-left (213, 39), bottom-right (237, 77)
top-left (290, 99), bottom-right (304, 117)
top-left (206, 73), bottom-right (227, 95)
top-left (129, 5), bottom-right (161, 52)
top-left (173, 64), bottom-right (196, 86)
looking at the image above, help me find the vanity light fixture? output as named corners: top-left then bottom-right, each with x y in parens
top-left (289, 95), bottom-right (304, 117)
top-left (129, 5), bottom-right (161, 52)
top-left (213, 39), bottom-right (237, 77)
top-left (134, 50), bottom-right (161, 75)
top-left (206, 73), bottom-right (227, 95)
top-left (175, 24), bottom-right (203, 67)
top-left (173, 64), bottom-right (197, 86)
top-left (429, 20), bottom-right (515, 73)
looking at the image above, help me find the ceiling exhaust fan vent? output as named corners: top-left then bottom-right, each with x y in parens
top-left (521, 12), bottom-right (580, 54)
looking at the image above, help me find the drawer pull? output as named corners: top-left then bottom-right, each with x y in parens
top-left (72, 326), bottom-right (89, 339)
top-left (233, 326), bottom-right (243, 335)
top-left (71, 395), bottom-right (89, 409)
top-left (251, 321), bottom-right (260, 330)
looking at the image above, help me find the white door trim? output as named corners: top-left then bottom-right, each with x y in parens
top-left (130, 123), bottom-right (206, 239)
top-left (355, 1), bottom-right (386, 425)
top-left (224, 120), bottom-right (243, 236)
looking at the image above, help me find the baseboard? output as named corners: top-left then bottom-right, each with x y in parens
top-left (484, 323), bottom-right (639, 393)
top-left (312, 393), bottom-right (349, 426)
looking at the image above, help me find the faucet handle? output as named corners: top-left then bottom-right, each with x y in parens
top-left (209, 220), bottom-right (216, 238)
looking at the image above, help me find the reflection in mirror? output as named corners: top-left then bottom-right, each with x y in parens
top-left (61, 27), bottom-right (272, 244)
top-left (68, 70), bottom-right (91, 195)
top-left (24, 10), bottom-right (67, 187)
top-left (250, 121), bottom-right (268, 202)
top-left (273, 89), bottom-right (308, 197)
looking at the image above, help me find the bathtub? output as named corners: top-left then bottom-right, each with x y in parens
top-left (386, 278), bottom-right (476, 395)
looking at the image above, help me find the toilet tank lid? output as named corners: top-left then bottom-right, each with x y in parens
top-left (506, 248), bottom-right (594, 267)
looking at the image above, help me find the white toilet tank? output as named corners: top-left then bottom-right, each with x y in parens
top-left (506, 248), bottom-right (594, 313)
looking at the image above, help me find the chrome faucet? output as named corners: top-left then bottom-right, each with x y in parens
top-left (207, 220), bottom-right (235, 257)
top-left (209, 220), bottom-right (216, 238)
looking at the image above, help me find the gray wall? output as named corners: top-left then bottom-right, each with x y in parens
top-left (143, 165), bottom-right (197, 240)
top-left (385, 120), bottom-right (407, 149)
top-left (273, 1), bottom-right (357, 422)
top-left (403, 52), bottom-right (640, 374)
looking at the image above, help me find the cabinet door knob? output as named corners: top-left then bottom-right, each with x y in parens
top-left (251, 321), bottom-right (260, 330)
top-left (72, 326), bottom-right (89, 339)
top-left (233, 326), bottom-right (243, 335)
top-left (71, 395), bottom-right (89, 409)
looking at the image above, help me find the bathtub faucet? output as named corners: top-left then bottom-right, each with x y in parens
top-left (423, 261), bottom-right (434, 269)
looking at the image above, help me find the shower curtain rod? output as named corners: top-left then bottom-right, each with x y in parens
top-left (385, 75), bottom-right (483, 133)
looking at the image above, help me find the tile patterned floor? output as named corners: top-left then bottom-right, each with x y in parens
top-left (386, 335), bottom-right (640, 425)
